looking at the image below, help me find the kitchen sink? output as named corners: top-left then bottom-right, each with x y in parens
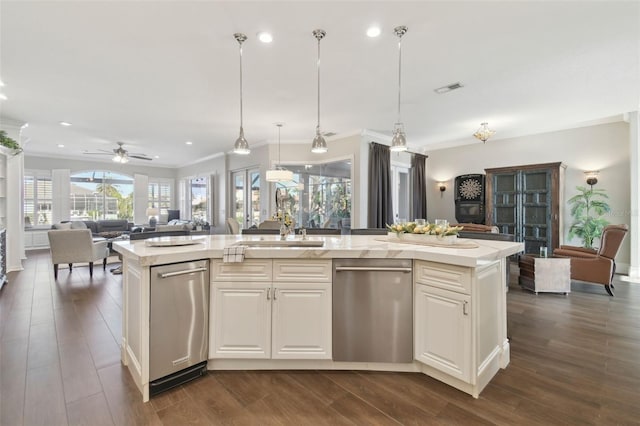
top-left (234, 239), bottom-right (325, 247)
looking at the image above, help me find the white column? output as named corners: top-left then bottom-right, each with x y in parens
top-left (629, 111), bottom-right (639, 280)
top-left (133, 174), bottom-right (149, 225)
top-left (51, 169), bottom-right (70, 223)
top-left (5, 151), bottom-right (25, 271)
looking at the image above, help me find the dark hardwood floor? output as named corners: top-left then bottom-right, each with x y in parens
top-left (1, 250), bottom-right (639, 425)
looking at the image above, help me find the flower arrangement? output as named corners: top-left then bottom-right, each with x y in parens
top-left (272, 211), bottom-right (293, 227)
top-left (386, 221), bottom-right (463, 237)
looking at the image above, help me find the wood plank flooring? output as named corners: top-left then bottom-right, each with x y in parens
top-left (1, 250), bottom-right (639, 425)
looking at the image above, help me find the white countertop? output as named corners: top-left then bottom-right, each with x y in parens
top-left (113, 234), bottom-right (524, 268)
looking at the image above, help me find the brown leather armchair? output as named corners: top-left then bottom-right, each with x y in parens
top-left (554, 224), bottom-right (628, 296)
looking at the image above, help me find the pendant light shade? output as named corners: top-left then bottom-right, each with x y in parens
top-left (266, 123), bottom-right (293, 182)
top-left (311, 29), bottom-right (328, 154)
top-left (233, 33), bottom-right (250, 155)
top-left (389, 26), bottom-right (408, 153)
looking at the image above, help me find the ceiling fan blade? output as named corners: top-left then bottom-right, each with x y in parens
top-left (129, 155), bottom-right (153, 160)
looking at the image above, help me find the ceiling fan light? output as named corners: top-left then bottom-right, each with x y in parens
top-left (112, 153), bottom-right (129, 163)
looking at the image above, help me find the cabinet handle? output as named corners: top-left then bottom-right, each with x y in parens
top-left (273, 288), bottom-right (277, 300)
top-left (463, 301), bottom-right (469, 316)
top-left (266, 288), bottom-right (271, 300)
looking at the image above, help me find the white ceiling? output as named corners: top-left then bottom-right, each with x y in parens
top-left (1, 1), bottom-right (638, 167)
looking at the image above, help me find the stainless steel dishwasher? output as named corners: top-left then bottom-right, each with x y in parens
top-left (333, 258), bottom-right (413, 363)
top-left (149, 259), bottom-right (209, 396)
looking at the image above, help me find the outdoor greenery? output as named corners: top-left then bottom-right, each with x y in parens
top-left (567, 186), bottom-right (611, 248)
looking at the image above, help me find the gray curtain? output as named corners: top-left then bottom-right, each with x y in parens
top-left (368, 142), bottom-right (393, 227)
top-left (411, 153), bottom-right (427, 220)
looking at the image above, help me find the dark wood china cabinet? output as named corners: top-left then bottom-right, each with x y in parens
top-left (485, 162), bottom-right (565, 255)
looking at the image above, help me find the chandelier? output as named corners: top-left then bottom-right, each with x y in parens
top-left (473, 122), bottom-right (496, 143)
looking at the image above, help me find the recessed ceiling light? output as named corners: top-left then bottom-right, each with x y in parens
top-left (0, 80), bottom-right (5, 87)
top-left (186, 141), bottom-right (193, 145)
top-left (57, 144), bottom-right (64, 148)
top-left (154, 155), bottom-right (160, 159)
top-left (366, 26), bottom-right (381, 38)
top-left (257, 32), bottom-right (273, 43)
top-left (0, 94), bottom-right (7, 101)
top-left (59, 121), bottom-right (72, 126)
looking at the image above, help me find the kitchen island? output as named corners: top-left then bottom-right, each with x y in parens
top-left (113, 234), bottom-right (523, 402)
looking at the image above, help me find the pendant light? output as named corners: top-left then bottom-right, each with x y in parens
top-left (311, 29), bottom-right (328, 154)
top-left (390, 26), bottom-right (408, 152)
top-left (266, 123), bottom-right (294, 182)
top-left (233, 33), bottom-right (250, 155)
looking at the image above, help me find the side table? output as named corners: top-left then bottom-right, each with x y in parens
top-left (518, 254), bottom-right (571, 294)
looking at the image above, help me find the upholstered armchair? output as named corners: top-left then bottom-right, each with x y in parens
top-left (226, 218), bottom-right (240, 235)
top-left (47, 229), bottom-right (110, 279)
top-left (554, 224), bottom-right (628, 296)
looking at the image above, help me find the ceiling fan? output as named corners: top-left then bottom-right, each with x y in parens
top-left (83, 142), bottom-right (152, 163)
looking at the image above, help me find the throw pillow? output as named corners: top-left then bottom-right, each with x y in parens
top-left (70, 221), bottom-right (87, 230)
top-left (53, 222), bottom-right (72, 230)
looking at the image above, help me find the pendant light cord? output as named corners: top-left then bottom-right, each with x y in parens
top-left (397, 36), bottom-right (402, 123)
top-left (316, 35), bottom-right (321, 131)
top-left (277, 124), bottom-right (282, 167)
top-left (239, 41), bottom-right (244, 129)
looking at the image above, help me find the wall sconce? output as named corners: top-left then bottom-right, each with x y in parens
top-left (438, 182), bottom-right (446, 197)
top-left (585, 170), bottom-right (599, 188)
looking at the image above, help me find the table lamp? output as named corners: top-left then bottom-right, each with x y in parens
top-left (146, 207), bottom-right (159, 228)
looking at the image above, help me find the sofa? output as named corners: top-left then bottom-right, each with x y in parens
top-left (54, 220), bottom-right (133, 236)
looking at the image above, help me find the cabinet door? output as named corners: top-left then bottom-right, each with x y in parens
top-left (415, 284), bottom-right (471, 382)
top-left (271, 282), bottom-right (332, 359)
top-left (210, 282), bottom-right (271, 359)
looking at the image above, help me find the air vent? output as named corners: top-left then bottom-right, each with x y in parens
top-left (322, 131), bottom-right (337, 137)
top-left (434, 82), bottom-right (464, 94)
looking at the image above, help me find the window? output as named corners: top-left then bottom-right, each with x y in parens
top-left (278, 160), bottom-right (351, 229)
top-left (24, 172), bottom-right (52, 226)
top-left (391, 164), bottom-right (410, 223)
top-left (69, 171), bottom-right (133, 221)
top-left (190, 177), bottom-right (208, 221)
top-left (230, 168), bottom-right (260, 229)
top-left (148, 180), bottom-right (172, 215)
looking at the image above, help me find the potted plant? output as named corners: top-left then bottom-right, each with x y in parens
top-left (0, 130), bottom-right (22, 154)
top-left (567, 186), bottom-right (611, 248)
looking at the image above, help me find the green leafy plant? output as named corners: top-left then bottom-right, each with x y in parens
top-left (567, 186), bottom-right (611, 248)
top-left (0, 130), bottom-right (22, 154)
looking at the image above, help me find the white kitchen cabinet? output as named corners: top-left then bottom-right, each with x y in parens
top-left (271, 282), bottom-right (331, 359)
top-left (415, 283), bottom-right (471, 382)
top-left (413, 259), bottom-right (507, 398)
top-left (210, 282), bottom-right (271, 359)
top-left (210, 259), bottom-right (332, 360)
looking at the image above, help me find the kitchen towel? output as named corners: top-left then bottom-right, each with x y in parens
top-left (223, 245), bottom-right (246, 263)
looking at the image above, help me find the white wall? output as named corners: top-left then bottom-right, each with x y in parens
top-left (425, 121), bottom-right (631, 268)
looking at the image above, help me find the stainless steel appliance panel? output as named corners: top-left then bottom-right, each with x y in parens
top-left (150, 259), bottom-right (209, 382)
top-left (333, 258), bottom-right (413, 363)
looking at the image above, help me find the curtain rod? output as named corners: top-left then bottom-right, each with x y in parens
top-left (370, 141), bottom-right (429, 158)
